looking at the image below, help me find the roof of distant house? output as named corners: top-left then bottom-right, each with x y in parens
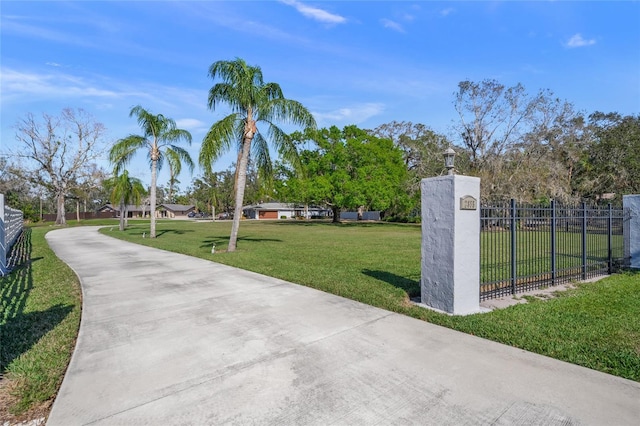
top-left (159, 204), bottom-right (195, 212)
top-left (99, 203), bottom-right (195, 212)
top-left (98, 203), bottom-right (150, 212)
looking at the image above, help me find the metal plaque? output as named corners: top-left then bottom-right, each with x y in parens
top-left (460, 195), bottom-right (477, 211)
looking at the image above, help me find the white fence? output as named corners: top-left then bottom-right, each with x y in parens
top-left (1, 194), bottom-right (24, 274)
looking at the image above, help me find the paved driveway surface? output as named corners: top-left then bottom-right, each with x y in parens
top-left (45, 226), bottom-right (640, 425)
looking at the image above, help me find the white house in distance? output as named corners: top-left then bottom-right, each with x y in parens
top-left (242, 202), bottom-right (331, 220)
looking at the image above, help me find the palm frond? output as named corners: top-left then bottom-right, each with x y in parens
top-left (167, 145), bottom-right (195, 174)
top-left (162, 128), bottom-right (192, 146)
top-left (199, 113), bottom-right (240, 172)
top-left (267, 123), bottom-right (301, 172)
top-left (261, 98), bottom-right (317, 129)
top-left (251, 131), bottom-right (273, 185)
top-left (109, 135), bottom-right (148, 174)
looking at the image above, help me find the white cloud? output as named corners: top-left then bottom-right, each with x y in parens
top-left (0, 68), bottom-right (121, 100)
top-left (566, 33), bottom-right (596, 48)
top-left (313, 103), bottom-right (385, 125)
top-left (176, 118), bottom-right (206, 131)
top-left (381, 19), bottom-right (405, 33)
top-left (440, 8), bottom-right (455, 17)
top-left (2, 18), bottom-right (97, 48)
top-left (280, 0), bottom-right (346, 24)
top-left (0, 67), bottom-right (209, 118)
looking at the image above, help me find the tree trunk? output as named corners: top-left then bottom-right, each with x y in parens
top-left (332, 206), bottom-right (340, 223)
top-left (228, 138), bottom-right (252, 252)
top-left (119, 198), bottom-right (126, 231)
top-left (76, 199), bottom-right (80, 222)
top-left (55, 192), bottom-right (66, 225)
top-left (233, 149), bottom-right (242, 196)
top-left (150, 158), bottom-right (158, 238)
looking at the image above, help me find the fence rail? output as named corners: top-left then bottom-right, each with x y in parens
top-left (480, 200), bottom-right (629, 300)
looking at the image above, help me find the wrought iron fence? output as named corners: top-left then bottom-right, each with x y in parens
top-left (480, 200), bottom-right (629, 300)
top-left (1, 194), bottom-right (24, 274)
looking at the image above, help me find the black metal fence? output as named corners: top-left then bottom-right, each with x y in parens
top-left (480, 200), bottom-right (629, 300)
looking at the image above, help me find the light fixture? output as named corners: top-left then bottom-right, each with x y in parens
top-left (443, 147), bottom-right (456, 175)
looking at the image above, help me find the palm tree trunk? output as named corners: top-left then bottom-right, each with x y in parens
top-left (150, 159), bottom-right (157, 238)
top-left (119, 198), bottom-right (125, 231)
top-left (228, 138), bottom-right (252, 252)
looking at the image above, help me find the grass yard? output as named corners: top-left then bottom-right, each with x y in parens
top-left (0, 219), bottom-right (118, 421)
top-left (0, 227), bottom-right (81, 422)
top-left (102, 219), bottom-right (640, 382)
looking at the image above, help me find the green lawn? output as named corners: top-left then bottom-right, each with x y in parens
top-left (0, 219), bottom-right (118, 420)
top-left (1, 227), bottom-right (81, 420)
top-left (102, 219), bottom-right (640, 381)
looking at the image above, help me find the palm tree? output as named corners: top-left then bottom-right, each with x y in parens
top-left (104, 170), bottom-right (147, 231)
top-left (200, 58), bottom-right (316, 252)
top-left (166, 148), bottom-right (186, 203)
top-left (110, 106), bottom-right (193, 238)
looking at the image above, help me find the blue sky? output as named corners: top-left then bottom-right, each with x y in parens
top-left (2, 1), bottom-right (639, 187)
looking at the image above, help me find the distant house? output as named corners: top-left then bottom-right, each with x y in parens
top-left (242, 203), bottom-right (331, 220)
top-left (157, 204), bottom-right (195, 218)
top-left (97, 204), bottom-right (150, 218)
top-left (97, 203), bottom-right (194, 219)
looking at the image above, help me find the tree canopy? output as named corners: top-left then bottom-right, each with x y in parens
top-left (277, 125), bottom-right (409, 221)
top-left (9, 108), bottom-right (106, 225)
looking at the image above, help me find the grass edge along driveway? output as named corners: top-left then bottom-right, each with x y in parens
top-left (103, 220), bottom-right (640, 382)
top-left (1, 226), bottom-right (82, 422)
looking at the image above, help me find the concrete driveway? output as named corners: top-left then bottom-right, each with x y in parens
top-left (45, 227), bottom-right (640, 425)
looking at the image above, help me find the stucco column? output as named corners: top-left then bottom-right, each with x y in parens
top-left (421, 175), bottom-right (481, 315)
top-left (623, 195), bottom-right (640, 269)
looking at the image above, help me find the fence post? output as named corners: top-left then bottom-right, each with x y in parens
top-left (607, 203), bottom-right (613, 274)
top-left (551, 200), bottom-right (556, 285)
top-left (623, 195), bottom-right (640, 269)
top-left (510, 199), bottom-right (517, 295)
top-left (420, 175), bottom-right (481, 315)
top-left (582, 202), bottom-right (587, 280)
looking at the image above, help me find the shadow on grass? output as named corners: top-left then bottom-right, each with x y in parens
top-left (0, 229), bottom-right (72, 373)
top-left (155, 229), bottom-right (195, 237)
top-left (362, 269), bottom-right (421, 298)
top-left (199, 235), bottom-right (283, 249)
top-left (270, 220), bottom-right (418, 228)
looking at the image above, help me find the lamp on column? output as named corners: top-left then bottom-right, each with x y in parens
top-left (443, 147), bottom-right (456, 175)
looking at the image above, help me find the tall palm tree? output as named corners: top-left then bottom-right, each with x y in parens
top-left (110, 105), bottom-right (193, 238)
top-left (200, 58), bottom-right (316, 252)
top-left (104, 170), bottom-right (147, 231)
top-left (166, 148), bottom-right (186, 203)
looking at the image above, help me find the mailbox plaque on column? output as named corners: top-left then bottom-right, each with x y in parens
top-left (460, 195), bottom-right (477, 210)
